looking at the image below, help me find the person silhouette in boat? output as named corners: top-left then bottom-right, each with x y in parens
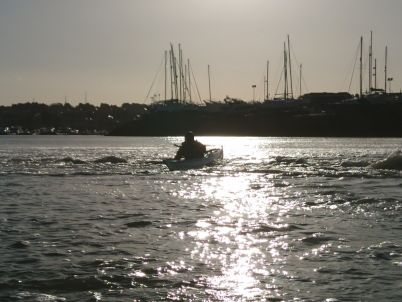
top-left (175, 131), bottom-right (206, 160)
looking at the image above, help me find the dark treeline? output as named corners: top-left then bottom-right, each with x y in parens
top-left (2, 93), bottom-right (402, 137)
top-left (0, 102), bottom-right (147, 134)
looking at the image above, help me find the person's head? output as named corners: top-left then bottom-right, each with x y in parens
top-left (185, 131), bottom-right (194, 142)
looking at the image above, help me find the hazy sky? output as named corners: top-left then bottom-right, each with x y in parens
top-left (1, 0), bottom-right (402, 105)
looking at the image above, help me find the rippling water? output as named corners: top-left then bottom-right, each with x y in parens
top-left (0, 136), bottom-right (401, 301)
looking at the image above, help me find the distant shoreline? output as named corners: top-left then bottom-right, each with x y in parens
top-left (110, 95), bottom-right (402, 138)
top-left (2, 93), bottom-right (402, 137)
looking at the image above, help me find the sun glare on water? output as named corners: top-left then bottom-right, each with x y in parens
top-left (183, 170), bottom-right (288, 299)
top-left (165, 136), bottom-right (299, 299)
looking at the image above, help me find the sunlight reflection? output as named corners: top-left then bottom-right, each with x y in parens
top-left (163, 138), bottom-right (304, 300)
top-left (183, 172), bottom-right (292, 300)
top-left (200, 174), bottom-right (284, 219)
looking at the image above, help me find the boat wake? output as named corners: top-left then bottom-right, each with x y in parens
top-left (1, 150), bottom-right (402, 178)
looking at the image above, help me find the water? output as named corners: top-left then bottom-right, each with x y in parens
top-left (0, 136), bottom-right (401, 301)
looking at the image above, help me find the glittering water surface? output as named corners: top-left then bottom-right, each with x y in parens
top-left (0, 136), bottom-right (401, 301)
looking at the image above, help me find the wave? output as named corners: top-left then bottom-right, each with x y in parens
top-left (8, 155), bottom-right (128, 165)
top-left (14, 292), bottom-right (67, 302)
top-left (9, 240), bottom-right (31, 248)
top-left (125, 221), bottom-right (153, 228)
top-left (27, 276), bottom-right (107, 291)
top-left (58, 157), bottom-right (86, 164)
top-left (341, 160), bottom-right (370, 167)
top-left (275, 156), bottom-right (307, 165)
top-left (1, 170), bottom-right (162, 177)
top-left (251, 223), bottom-right (302, 233)
top-left (10, 157), bottom-right (33, 163)
top-left (300, 234), bottom-right (335, 245)
top-left (2, 182), bottom-right (24, 187)
top-left (371, 150), bottom-right (402, 170)
top-left (93, 156), bottom-right (128, 164)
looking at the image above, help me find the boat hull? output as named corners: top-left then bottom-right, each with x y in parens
top-left (163, 148), bottom-right (223, 171)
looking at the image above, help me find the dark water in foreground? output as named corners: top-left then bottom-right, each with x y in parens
top-left (0, 136), bottom-right (401, 301)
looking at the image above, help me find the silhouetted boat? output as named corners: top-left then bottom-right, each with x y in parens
top-left (163, 148), bottom-right (223, 171)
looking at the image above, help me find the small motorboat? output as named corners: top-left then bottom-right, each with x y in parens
top-left (163, 148), bottom-right (223, 171)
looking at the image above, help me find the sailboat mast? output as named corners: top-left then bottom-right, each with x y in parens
top-left (178, 44), bottom-right (182, 102)
top-left (180, 46), bottom-right (186, 102)
top-left (169, 49), bottom-right (173, 99)
top-left (374, 58), bottom-right (377, 90)
top-left (263, 76), bottom-right (266, 102)
top-left (369, 31), bottom-right (373, 93)
top-left (284, 42), bottom-right (288, 100)
top-left (360, 36), bottom-right (363, 98)
top-left (188, 59), bottom-right (192, 102)
top-left (384, 46), bottom-right (388, 94)
top-left (299, 64), bottom-right (302, 98)
top-left (266, 60), bottom-right (269, 101)
top-left (183, 60), bottom-right (187, 102)
top-left (164, 50), bottom-right (167, 101)
top-left (171, 44), bottom-right (179, 100)
top-left (208, 65), bottom-right (212, 102)
top-left (287, 35), bottom-right (294, 99)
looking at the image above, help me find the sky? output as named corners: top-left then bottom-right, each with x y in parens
top-left (1, 0), bottom-right (402, 105)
